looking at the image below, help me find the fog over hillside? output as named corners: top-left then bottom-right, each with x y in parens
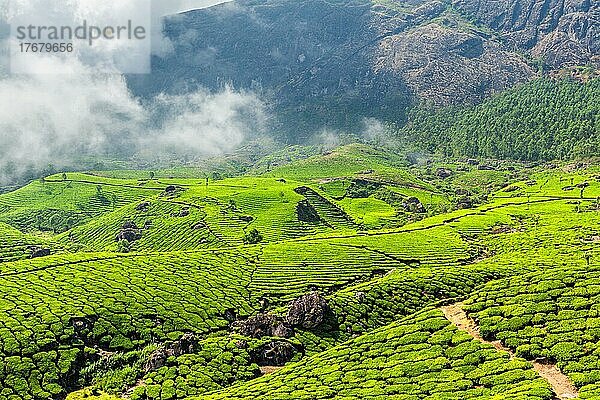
top-left (0, 0), bottom-right (264, 185)
top-left (0, 0), bottom-right (598, 185)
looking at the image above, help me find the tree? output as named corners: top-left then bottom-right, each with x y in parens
top-left (396, 77), bottom-right (600, 161)
top-left (243, 229), bottom-right (263, 245)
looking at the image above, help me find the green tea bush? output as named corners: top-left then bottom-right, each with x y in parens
top-left (202, 309), bottom-right (553, 400)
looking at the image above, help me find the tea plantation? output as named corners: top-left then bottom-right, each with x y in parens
top-left (0, 145), bottom-right (598, 399)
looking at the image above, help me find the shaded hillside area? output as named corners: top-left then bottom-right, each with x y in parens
top-left (127, 0), bottom-right (598, 139)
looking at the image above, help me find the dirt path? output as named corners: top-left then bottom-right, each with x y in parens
top-left (260, 366), bottom-right (284, 375)
top-left (440, 303), bottom-right (579, 400)
top-left (533, 363), bottom-right (579, 400)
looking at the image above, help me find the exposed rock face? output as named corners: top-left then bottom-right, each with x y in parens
top-left (144, 333), bottom-right (198, 372)
top-left (375, 22), bottom-right (535, 104)
top-left (233, 313), bottom-right (295, 339)
top-left (272, 323), bottom-right (294, 338)
top-left (233, 292), bottom-right (329, 340)
top-left (126, 0), bottom-right (593, 137)
top-left (251, 341), bottom-right (297, 366)
top-left (136, 202), bottom-right (151, 212)
top-left (122, 0), bottom-right (600, 145)
top-left (403, 197), bottom-right (427, 214)
top-left (233, 313), bottom-right (278, 338)
top-left (286, 292), bottom-right (329, 329)
top-left (457, 196), bottom-right (474, 209)
top-left (436, 168), bottom-right (453, 179)
top-left (452, 0), bottom-right (600, 68)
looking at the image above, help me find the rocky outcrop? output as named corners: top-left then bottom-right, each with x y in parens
top-left (135, 202), bottom-right (151, 212)
top-left (232, 313), bottom-right (293, 339)
top-left (232, 292), bottom-right (330, 339)
top-left (402, 197), bottom-right (427, 214)
top-left (452, 0), bottom-right (600, 68)
top-left (251, 341), bottom-right (297, 366)
top-left (128, 0), bottom-right (561, 137)
top-left (123, 0), bottom-right (599, 142)
top-left (296, 200), bottom-right (321, 223)
top-left (286, 292), bottom-right (329, 329)
top-left (436, 168), bottom-right (453, 179)
top-left (375, 22), bottom-right (535, 105)
top-left (144, 333), bottom-right (197, 372)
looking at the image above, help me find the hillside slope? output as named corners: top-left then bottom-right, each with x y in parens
top-left (399, 77), bottom-right (600, 160)
top-left (0, 147), bottom-right (598, 399)
top-left (127, 0), bottom-right (598, 138)
top-left (453, 0), bottom-right (600, 69)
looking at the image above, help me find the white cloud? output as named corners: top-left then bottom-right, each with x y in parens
top-left (145, 87), bottom-right (266, 156)
top-left (0, 0), bottom-right (265, 184)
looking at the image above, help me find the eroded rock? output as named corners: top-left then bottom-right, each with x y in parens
top-left (286, 292), bottom-right (330, 329)
top-left (436, 168), bottom-right (453, 179)
top-left (233, 313), bottom-right (279, 338)
top-left (144, 333), bottom-right (198, 373)
top-left (251, 341), bottom-right (296, 366)
top-left (403, 197), bottom-right (427, 214)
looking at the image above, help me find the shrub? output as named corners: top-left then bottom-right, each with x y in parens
top-left (243, 229), bottom-right (263, 245)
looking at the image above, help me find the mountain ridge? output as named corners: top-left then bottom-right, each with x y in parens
top-left (126, 0), bottom-right (598, 139)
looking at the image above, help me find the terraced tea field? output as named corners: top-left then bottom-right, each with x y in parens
top-left (0, 145), bottom-right (598, 399)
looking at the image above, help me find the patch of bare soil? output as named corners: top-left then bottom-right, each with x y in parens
top-left (533, 363), bottom-right (579, 400)
top-left (440, 303), bottom-right (579, 400)
top-left (582, 235), bottom-right (600, 244)
top-left (260, 366), bottom-right (284, 375)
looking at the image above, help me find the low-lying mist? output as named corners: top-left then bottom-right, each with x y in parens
top-left (0, 0), bottom-right (266, 186)
top-left (0, 62), bottom-right (267, 185)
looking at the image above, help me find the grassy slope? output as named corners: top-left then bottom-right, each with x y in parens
top-left (202, 309), bottom-right (553, 400)
top-left (0, 222), bottom-right (62, 262)
top-left (51, 146), bottom-right (462, 253)
top-left (260, 144), bottom-right (431, 188)
top-left (195, 168), bottom-right (600, 399)
top-left (0, 173), bottom-right (164, 234)
top-left (0, 146), bottom-right (599, 399)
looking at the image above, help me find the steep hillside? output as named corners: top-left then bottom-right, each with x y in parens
top-left (398, 77), bottom-right (600, 160)
top-left (453, 0), bottom-right (600, 69)
top-left (125, 0), bottom-right (598, 139)
top-left (128, 0), bottom-right (536, 137)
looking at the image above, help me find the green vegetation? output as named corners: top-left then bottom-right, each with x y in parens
top-left (204, 309), bottom-right (553, 400)
top-left (0, 143), bottom-right (599, 399)
top-left (464, 265), bottom-right (600, 397)
top-left (0, 173), bottom-right (161, 233)
top-left (0, 222), bottom-right (61, 262)
top-left (398, 78), bottom-right (600, 160)
top-left (260, 144), bottom-right (426, 188)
